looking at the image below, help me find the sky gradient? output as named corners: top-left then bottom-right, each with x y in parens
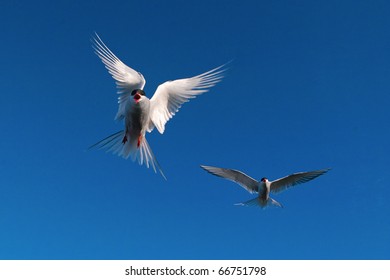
top-left (1, 0), bottom-right (389, 259)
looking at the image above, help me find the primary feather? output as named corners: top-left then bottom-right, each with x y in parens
top-left (200, 165), bottom-right (259, 194)
top-left (149, 64), bottom-right (226, 134)
top-left (92, 33), bottom-right (146, 120)
top-left (270, 169), bottom-right (330, 194)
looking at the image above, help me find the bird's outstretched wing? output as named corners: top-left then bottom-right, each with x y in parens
top-left (200, 165), bottom-right (259, 194)
top-left (149, 64), bottom-right (227, 134)
top-left (92, 33), bottom-right (146, 120)
top-left (270, 169), bottom-right (330, 194)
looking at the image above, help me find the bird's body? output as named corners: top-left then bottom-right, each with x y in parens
top-left (123, 90), bottom-right (150, 148)
top-left (90, 34), bottom-right (226, 179)
top-left (200, 165), bottom-right (329, 208)
top-left (257, 180), bottom-right (270, 207)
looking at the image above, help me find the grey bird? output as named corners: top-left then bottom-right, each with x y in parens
top-left (89, 33), bottom-right (226, 179)
top-left (200, 165), bottom-right (330, 208)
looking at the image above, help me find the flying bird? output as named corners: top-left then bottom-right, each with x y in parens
top-left (90, 33), bottom-right (226, 179)
top-left (200, 165), bottom-right (330, 208)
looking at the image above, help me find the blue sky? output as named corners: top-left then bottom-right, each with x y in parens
top-left (1, 0), bottom-right (389, 259)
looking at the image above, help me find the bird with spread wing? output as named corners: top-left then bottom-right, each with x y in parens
top-left (90, 34), bottom-right (227, 179)
top-left (201, 165), bottom-right (329, 208)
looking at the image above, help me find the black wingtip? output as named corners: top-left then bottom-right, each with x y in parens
top-left (320, 168), bottom-right (332, 174)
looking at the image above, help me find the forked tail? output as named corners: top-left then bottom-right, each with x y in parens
top-left (89, 131), bottom-right (166, 179)
top-left (235, 197), bottom-right (283, 209)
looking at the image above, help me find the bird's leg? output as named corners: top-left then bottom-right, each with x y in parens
top-left (137, 134), bottom-right (142, 148)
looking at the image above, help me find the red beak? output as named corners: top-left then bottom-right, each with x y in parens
top-left (134, 93), bottom-right (141, 102)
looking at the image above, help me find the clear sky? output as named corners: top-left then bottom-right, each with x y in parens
top-left (1, 0), bottom-right (389, 260)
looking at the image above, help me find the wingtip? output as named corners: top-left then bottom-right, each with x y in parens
top-left (220, 59), bottom-right (234, 71)
top-left (160, 170), bottom-right (168, 181)
top-left (321, 168), bottom-right (332, 174)
top-left (200, 165), bottom-right (215, 172)
top-left (234, 202), bottom-right (245, 207)
top-left (90, 31), bottom-right (101, 44)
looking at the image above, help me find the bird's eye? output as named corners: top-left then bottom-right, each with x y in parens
top-left (131, 90), bottom-right (137, 96)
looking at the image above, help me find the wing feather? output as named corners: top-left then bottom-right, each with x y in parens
top-left (92, 33), bottom-right (146, 120)
top-left (200, 165), bottom-right (259, 194)
top-left (270, 168), bottom-right (330, 194)
top-left (149, 64), bottom-right (227, 133)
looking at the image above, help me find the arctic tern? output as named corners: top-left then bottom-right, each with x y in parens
top-left (200, 165), bottom-right (329, 208)
top-left (90, 34), bottom-right (226, 179)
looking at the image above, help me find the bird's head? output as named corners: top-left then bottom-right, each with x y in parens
top-left (131, 89), bottom-right (146, 103)
top-left (260, 177), bottom-right (268, 183)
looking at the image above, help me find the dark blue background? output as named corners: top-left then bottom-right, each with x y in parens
top-left (1, 0), bottom-right (389, 259)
